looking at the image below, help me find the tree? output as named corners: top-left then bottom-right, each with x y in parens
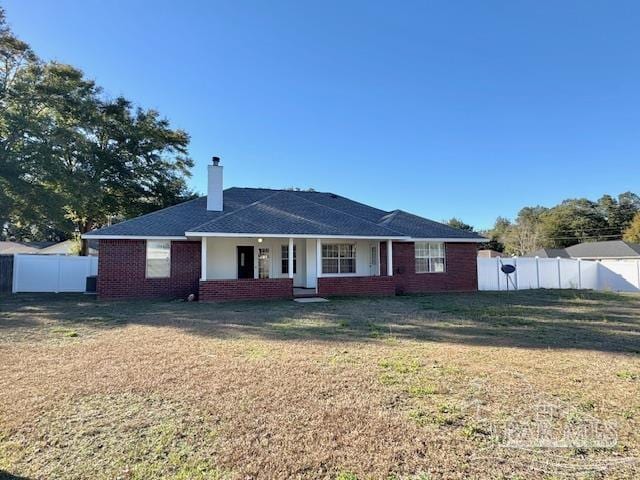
top-left (446, 217), bottom-right (474, 232)
top-left (482, 216), bottom-right (511, 252)
top-left (597, 192), bottom-right (640, 235)
top-left (0, 6), bottom-right (44, 237)
top-left (539, 199), bottom-right (609, 248)
top-left (623, 212), bottom-right (640, 243)
top-left (0, 8), bottom-right (194, 251)
top-left (503, 207), bottom-right (547, 255)
top-left (616, 192), bottom-right (640, 230)
top-left (480, 192), bottom-right (640, 256)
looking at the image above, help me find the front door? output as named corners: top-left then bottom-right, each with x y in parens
top-left (237, 246), bottom-right (254, 279)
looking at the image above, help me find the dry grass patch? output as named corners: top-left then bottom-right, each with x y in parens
top-left (1, 290), bottom-right (640, 479)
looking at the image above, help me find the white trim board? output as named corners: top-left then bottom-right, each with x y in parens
top-left (83, 233), bottom-right (487, 243)
top-left (185, 232), bottom-right (409, 240)
top-left (399, 238), bottom-right (487, 243)
top-left (81, 235), bottom-right (188, 240)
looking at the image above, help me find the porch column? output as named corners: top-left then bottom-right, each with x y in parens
top-left (200, 237), bottom-right (207, 281)
top-left (288, 238), bottom-right (294, 279)
top-left (386, 240), bottom-right (393, 276)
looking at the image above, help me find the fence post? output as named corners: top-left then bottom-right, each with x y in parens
top-left (496, 257), bottom-right (501, 291)
top-left (577, 259), bottom-right (582, 289)
top-left (535, 256), bottom-right (540, 288)
top-left (513, 256), bottom-right (518, 290)
top-left (11, 254), bottom-right (19, 293)
top-left (86, 256), bottom-right (92, 291)
top-left (557, 257), bottom-right (562, 289)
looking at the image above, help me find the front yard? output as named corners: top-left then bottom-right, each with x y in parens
top-left (1, 290), bottom-right (639, 479)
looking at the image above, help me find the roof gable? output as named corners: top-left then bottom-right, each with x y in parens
top-left (188, 191), bottom-right (403, 237)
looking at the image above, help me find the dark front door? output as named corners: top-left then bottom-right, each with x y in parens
top-left (237, 246), bottom-right (254, 279)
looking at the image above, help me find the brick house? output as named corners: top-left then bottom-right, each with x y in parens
top-left (84, 158), bottom-right (486, 301)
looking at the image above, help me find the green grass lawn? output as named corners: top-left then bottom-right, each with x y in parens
top-left (1, 290), bottom-right (639, 479)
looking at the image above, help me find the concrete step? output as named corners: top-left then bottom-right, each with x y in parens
top-left (293, 297), bottom-right (329, 303)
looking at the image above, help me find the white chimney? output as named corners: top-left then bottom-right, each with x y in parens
top-left (207, 156), bottom-right (223, 211)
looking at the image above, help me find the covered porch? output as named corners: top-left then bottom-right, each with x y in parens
top-left (194, 235), bottom-right (398, 300)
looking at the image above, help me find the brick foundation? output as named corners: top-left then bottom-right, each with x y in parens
top-left (199, 278), bottom-right (293, 301)
top-left (317, 276), bottom-right (395, 297)
top-left (380, 241), bottom-right (478, 293)
top-left (97, 240), bottom-right (201, 300)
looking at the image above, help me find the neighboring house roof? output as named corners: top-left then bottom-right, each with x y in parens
top-left (565, 240), bottom-right (640, 259)
top-left (526, 248), bottom-right (571, 258)
top-left (477, 249), bottom-right (507, 258)
top-left (85, 187), bottom-right (486, 241)
top-left (526, 240), bottom-right (640, 259)
top-left (0, 239), bottom-right (97, 256)
top-left (38, 239), bottom-right (75, 254)
top-left (0, 241), bottom-right (41, 254)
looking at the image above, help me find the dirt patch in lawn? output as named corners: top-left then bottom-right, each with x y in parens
top-left (1, 291), bottom-right (639, 479)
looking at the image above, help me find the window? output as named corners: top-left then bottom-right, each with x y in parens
top-left (258, 248), bottom-right (270, 279)
top-left (281, 245), bottom-right (297, 274)
top-left (146, 240), bottom-right (171, 278)
top-left (322, 243), bottom-right (356, 274)
top-left (415, 242), bottom-right (445, 273)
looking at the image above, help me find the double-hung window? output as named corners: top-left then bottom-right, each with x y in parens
top-left (281, 244), bottom-right (297, 274)
top-left (322, 243), bottom-right (356, 274)
top-left (146, 240), bottom-right (171, 278)
top-left (415, 242), bottom-right (445, 273)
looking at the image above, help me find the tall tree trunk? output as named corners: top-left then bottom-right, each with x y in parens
top-left (79, 222), bottom-right (89, 256)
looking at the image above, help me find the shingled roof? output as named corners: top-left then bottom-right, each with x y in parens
top-left (525, 248), bottom-right (571, 258)
top-left (566, 240), bottom-right (640, 258)
top-left (85, 187), bottom-right (486, 241)
top-left (526, 240), bottom-right (640, 259)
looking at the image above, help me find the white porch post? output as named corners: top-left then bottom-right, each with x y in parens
top-left (288, 238), bottom-right (294, 279)
top-left (316, 238), bottom-right (322, 292)
top-left (200, 237), bottom-right (207, 281)
top-left (386, 239), bottom-right (393, 276)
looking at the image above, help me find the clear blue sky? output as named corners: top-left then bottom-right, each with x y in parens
top-left (4, 0), bottom-right (640, 229)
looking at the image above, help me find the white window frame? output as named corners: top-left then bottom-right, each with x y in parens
top-left (281, 244), bottom-right (297, 274)
top-left (322, 243), bottom-right (356, 274)
top-left (145, 240), bottom-right (171, 278)
top-left (415, 242), bottom-right (446, 273)
top-left (258, 247), bottom-right (271, 279)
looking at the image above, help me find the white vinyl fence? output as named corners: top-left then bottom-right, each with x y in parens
top-left (478, 257), bottom-right (640, 292)
top-left (12, 254), bottom-right (98, 293)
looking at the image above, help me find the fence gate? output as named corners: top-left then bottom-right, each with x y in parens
top-left (0, 255), bottom-right (13, 294)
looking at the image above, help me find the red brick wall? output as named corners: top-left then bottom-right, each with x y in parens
top-left (97, 239), bottom-right (477, 301)
top-left (97, 240), bottom-right (201, 300)
top-left (199, 278), bottom-right (293, 301)
top-left (380, 241), bottom-right (478, 293)
top-left (317, 276), bottom-right (395, 297)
